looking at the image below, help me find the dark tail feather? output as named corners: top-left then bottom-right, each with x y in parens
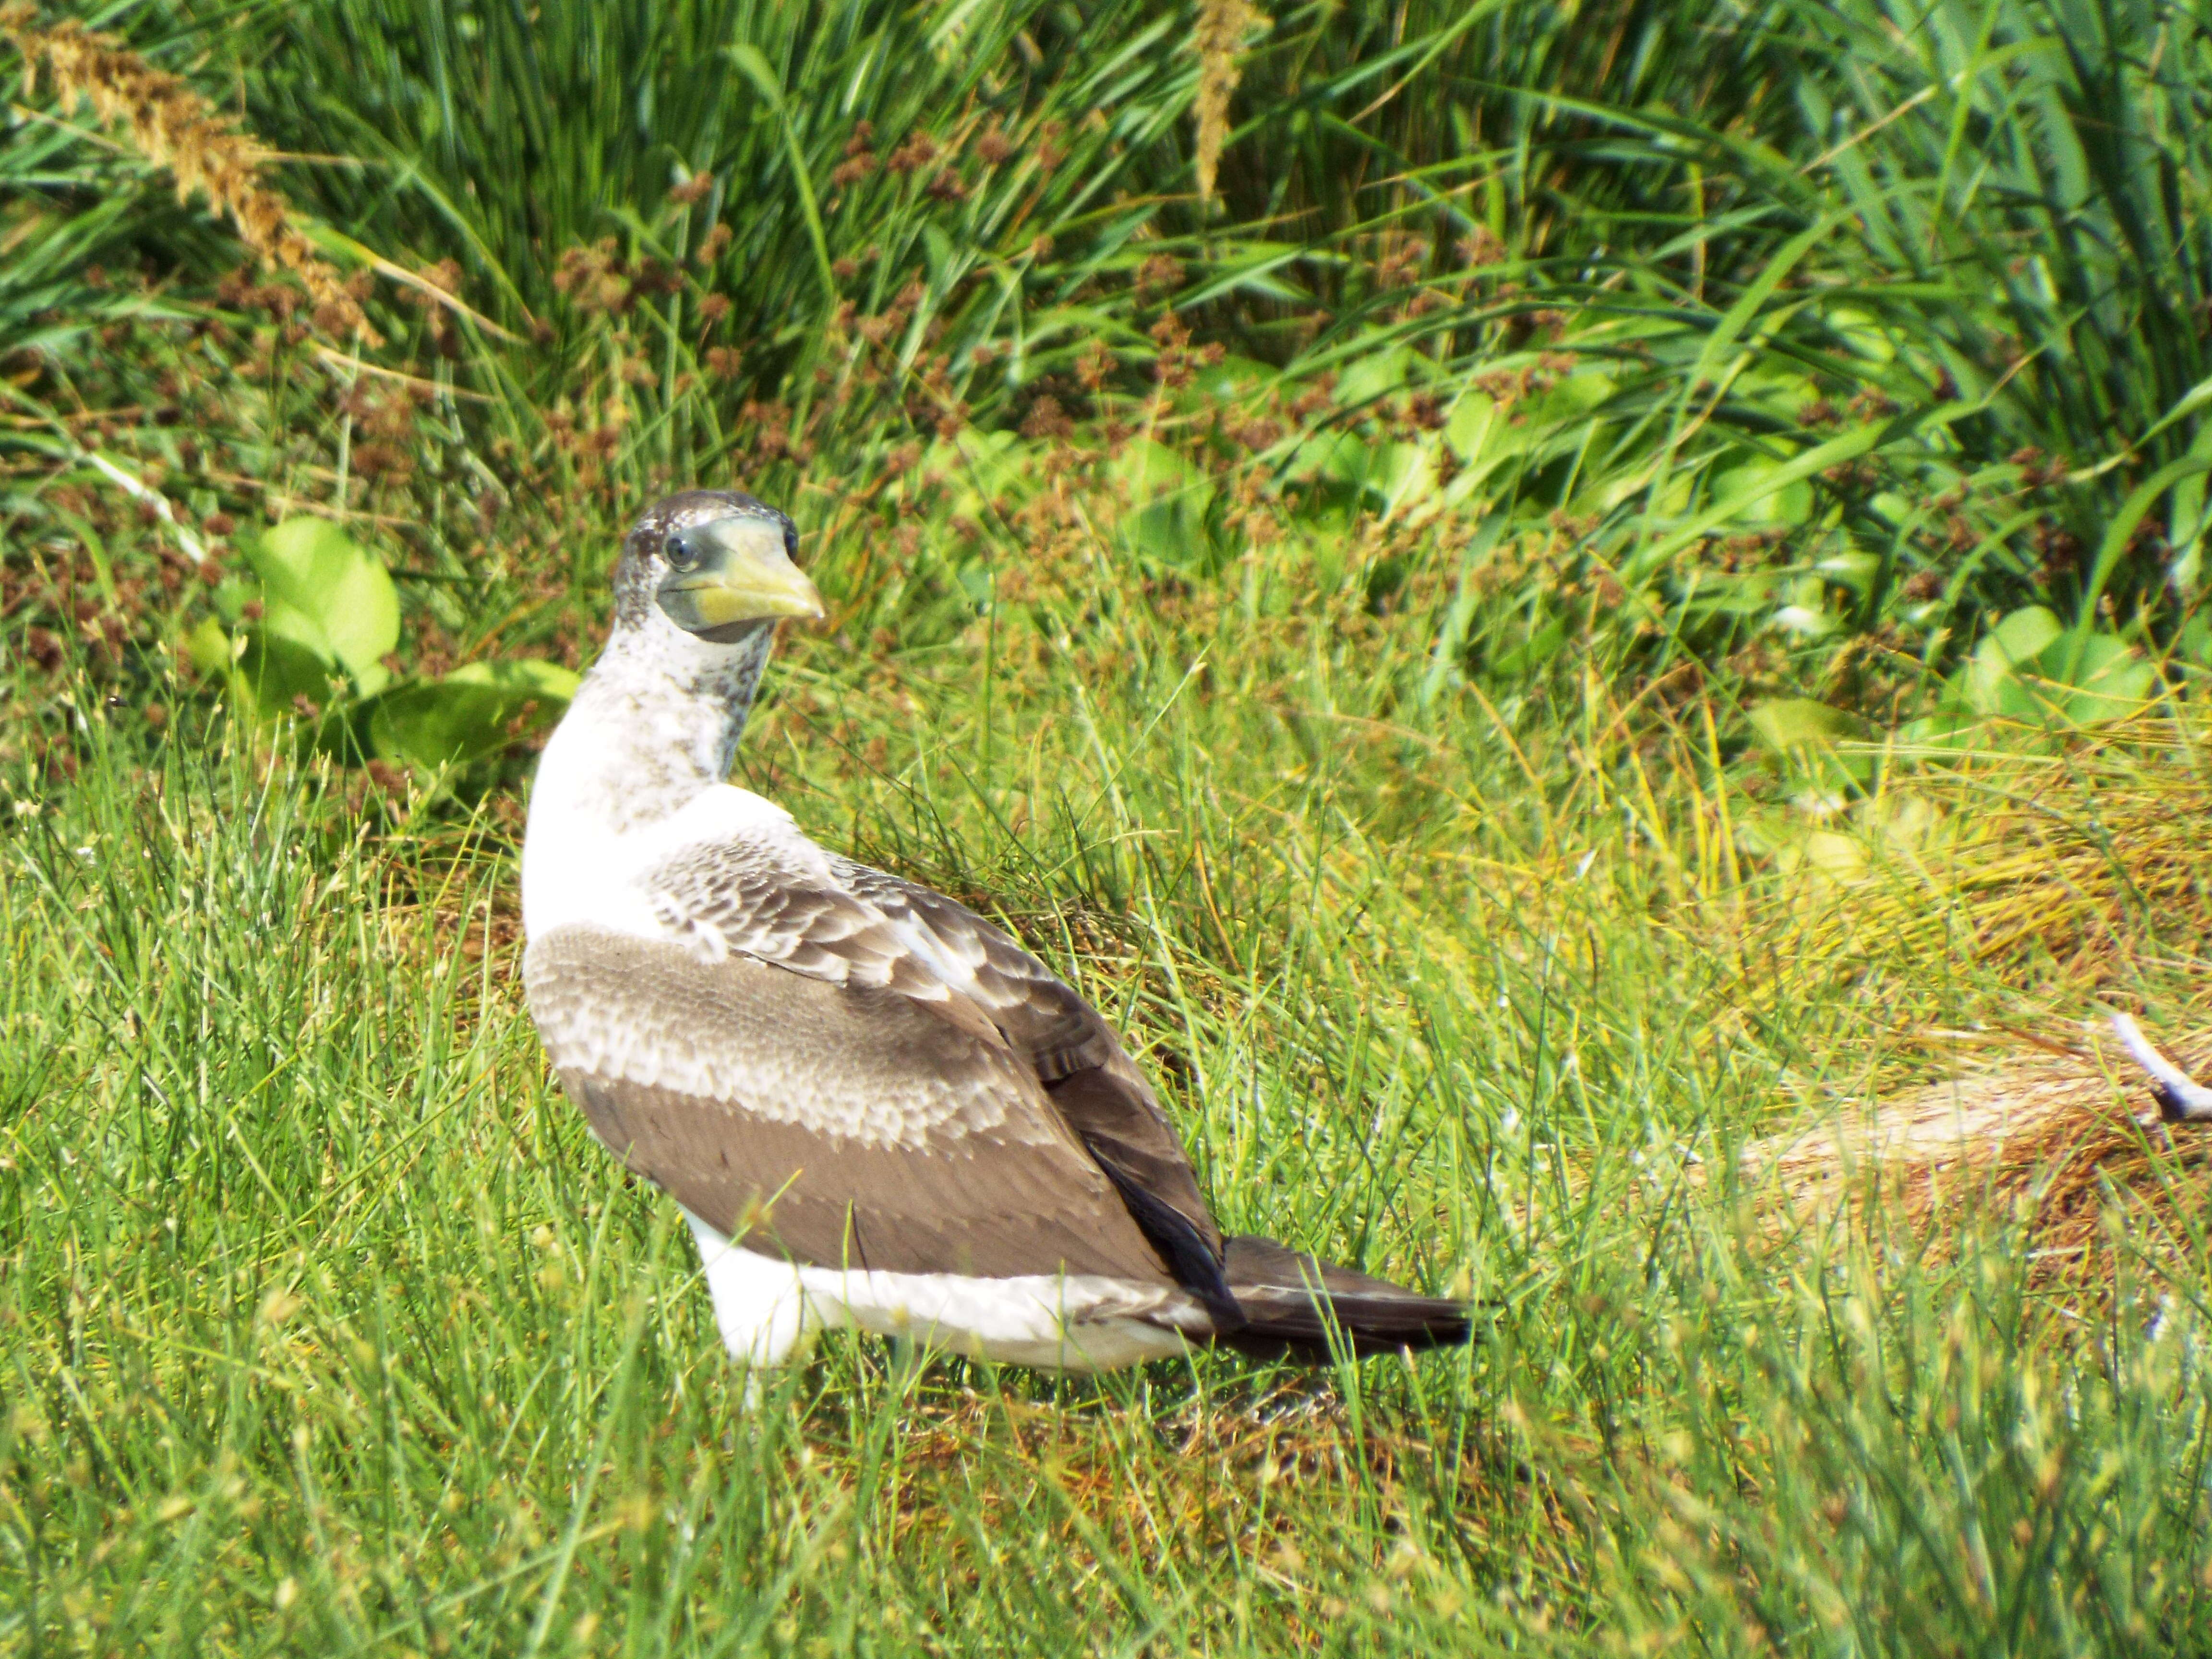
top-left (1214, 1235), bottom-right (1471, 1362)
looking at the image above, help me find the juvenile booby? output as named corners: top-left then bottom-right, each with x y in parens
top-left (521, 489), bottom-right (1469, 1376)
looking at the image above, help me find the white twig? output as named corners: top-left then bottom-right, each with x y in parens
top-left (2106, 1012), bottom-right (2212, 1122)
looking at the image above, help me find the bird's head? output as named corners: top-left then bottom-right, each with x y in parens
top-left (611, 489), bottom-right (823, 648)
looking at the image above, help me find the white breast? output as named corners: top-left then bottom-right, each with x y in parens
top-left (521, 708), bottom-right (830, 943)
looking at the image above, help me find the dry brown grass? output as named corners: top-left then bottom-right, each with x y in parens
top-left (1739, 1027), bottom-right (2212, 1279)
top-left (1192, 0), bottom-right (1269, 206)
top-left (1460, 707), bottom-right (2212, 1286)
top-left (2, 4), bottom-right (378, 342)
top-left (1739, 713), bottom-right (2212, 997)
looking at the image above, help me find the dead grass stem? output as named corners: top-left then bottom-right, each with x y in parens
top-left (1192, 0), bottom-right (1268, 206)
top-left (2, 5), bottom-right (380, 343)
top-left (1739, 1030), bottom-right (2212, 1282)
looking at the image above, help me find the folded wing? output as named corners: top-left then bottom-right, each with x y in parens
top-left (526, 925), bottom-right (1189, 1288)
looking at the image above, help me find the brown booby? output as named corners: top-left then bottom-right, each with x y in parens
top-left (521, 489), bottom-right (1469, 1376)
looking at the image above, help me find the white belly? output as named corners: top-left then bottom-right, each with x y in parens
top-left (684, 1211), bottom-right (1197, 1373)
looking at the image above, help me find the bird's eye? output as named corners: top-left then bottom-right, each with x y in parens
top-left (666, 529), bottom-right (704, 572)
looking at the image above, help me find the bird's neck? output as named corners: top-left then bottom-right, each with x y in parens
top-left (529, 625), bottom-right (773, 842)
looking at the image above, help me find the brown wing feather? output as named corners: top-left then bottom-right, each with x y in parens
top-left (525, 926), bottom-right (1183, 1287)
top-left (832, 860), bottom-right (1114, 1078)
top-left (644, 842), bottom-right (942, 997)
top-left (619, 833), bottom-right (1232, 1296)
top-left (830, 861), bottom-right (1225, 1265)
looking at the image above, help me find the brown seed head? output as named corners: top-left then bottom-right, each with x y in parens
top-left (5, 11), bottom-right (379, 343)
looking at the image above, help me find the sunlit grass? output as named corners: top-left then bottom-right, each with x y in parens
top-left (6, 555), bottom-right (2212, 1649)
top-left (7, 0), bottom-right (2212, 1649)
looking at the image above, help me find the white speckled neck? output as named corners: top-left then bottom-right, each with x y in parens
top-left (521, 613), bottom-right (777, 936)
top-left (576, 622), bottom-right (771, 809)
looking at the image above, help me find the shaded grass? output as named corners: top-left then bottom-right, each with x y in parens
top-left (17, 0), bottom-right (2212, 693)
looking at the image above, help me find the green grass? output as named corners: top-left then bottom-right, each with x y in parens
top-left (7, 0), bottom-right (2212, 1649)
top-left (8, 564), bottom-right (2212, 1652)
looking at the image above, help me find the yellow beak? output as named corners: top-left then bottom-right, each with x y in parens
top-left (655, 516), bottom-right (825, 641)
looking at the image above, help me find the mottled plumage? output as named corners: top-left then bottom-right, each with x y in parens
top-left (520, 489), bottom-right (1469, 1379)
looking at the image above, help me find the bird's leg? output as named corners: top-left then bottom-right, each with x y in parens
top-left (682, 1209), bottom-right (821, 1404)
top-left (2107, 1013), bottom-right (2212, 1122)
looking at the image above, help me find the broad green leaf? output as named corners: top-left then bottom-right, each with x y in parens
top-left (1367, 440), bottom-right (1437, 515)
top-left (248, 518), bottom-right (400, 697)
top-left (1750, 697), bottom-right (1871, 786)
top-left (1112, 433), bottom-right (1215, 568)
top-left (1710, 457), bottom-right (1812, 525)
top-left (1962, 606), bottom-right (2062, 716)
top-left (1444, 396), bottom-right (1496, 462)
top-left (1283, 432), bottom-right (1436, 511)
top-left (1112, 437), bottom-right (1200, 499)
top-left (1979, 605), bottom-right (2064, 668)
top-left (256, 589), bottom-right (337, 663)
top-left (1190, 354), bottom-right (1274, 404)
top-left (1957, 609), bottom-right (2151, 725)
top-left (1118, 496), bottom-right (1217, 572)
top-left (1281, 430), bottom-right (1369, 490)
top-left (367, 660), bottom-right (579, 769)
top-left (1553, 370), bottom-right (1617, 414)
top-left (2055, 635), bottom-right (2155, 725)
top-left (1333, 344), bottom-right (1416, 409)
top-left (181, 612), bottom-right (348, 729)
top-left (1749, 698), bottom-right (1866, 753)
top-left (2180, 613), bottom-right (2212, 668)
top-left (183, 617), bottom-right (236, 678)
top-left (234, 628), bottom-right (350, 722)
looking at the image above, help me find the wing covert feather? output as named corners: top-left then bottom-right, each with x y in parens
top-left (525, 926), bottom-right (1181, 1287)
top-left (602, 834), bottom-right (1228, 1289)
top-left (832, 862), bottom-right (1224, 1264)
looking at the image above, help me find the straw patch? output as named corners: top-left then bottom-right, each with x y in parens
top-left (1739, 1027), bottom-right (2212, 1276)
